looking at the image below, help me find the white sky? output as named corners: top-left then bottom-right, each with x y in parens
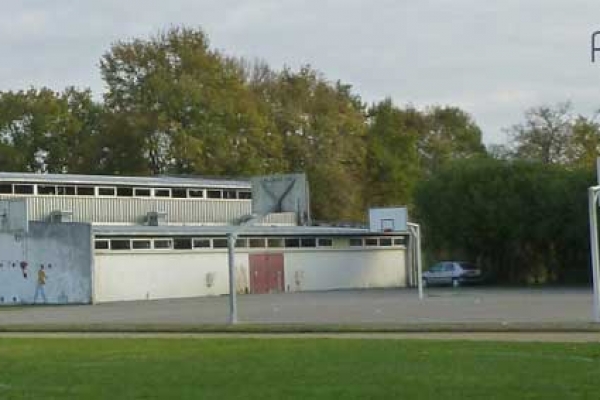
top-left (1, 0), bottom-right (599, 144)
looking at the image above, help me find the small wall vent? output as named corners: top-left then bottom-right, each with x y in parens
top-left (49, 210), bottom-right (73, 223)
top-left (145, 211), bottom-right (168, 226)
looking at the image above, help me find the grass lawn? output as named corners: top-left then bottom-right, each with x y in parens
top-left (0, 338), bottom-right (599, 399)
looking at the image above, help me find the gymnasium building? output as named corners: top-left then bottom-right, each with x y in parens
top-left (0, 172), bottom-right (415, 304)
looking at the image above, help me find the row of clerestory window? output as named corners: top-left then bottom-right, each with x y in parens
top-left (0, 183), bottom-right (252, 200)
top-left (94, 236), bottom-right (407, 251)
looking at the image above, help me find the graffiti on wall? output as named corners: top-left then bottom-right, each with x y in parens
top-left (0, 260), bottom-right (30, 278)
top-left (1, 222), bottom-right (92, 305)
top-left (0, 260), bottom-right (53, 304)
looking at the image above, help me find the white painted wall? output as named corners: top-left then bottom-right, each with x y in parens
top-left (94, 251), bottom-right (250, 302)
top-left (94, 247), bottom-right (406, 302)
top-left (0, 222), bottom-right (93, 305)
top-left (284, 248), bottom-right (406, 292)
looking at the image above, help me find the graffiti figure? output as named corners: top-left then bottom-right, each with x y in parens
top-left (33, 265), bottom-right (47, 304)
top-left (20, 261), bottom-right (28, 279)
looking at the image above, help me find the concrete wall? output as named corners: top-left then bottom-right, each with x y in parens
top-left (94, 251), bottom-right (250, 302)
top-left (0, 222), bottom-right (92, 305)
top-left (93, 248), bottom-right (406, 302)
top-left (284, 249), bottom-right (406, 292)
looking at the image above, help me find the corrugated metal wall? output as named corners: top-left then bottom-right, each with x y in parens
top-left (0, 195), bottom-right (297, 226)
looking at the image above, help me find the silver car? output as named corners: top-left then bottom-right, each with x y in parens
top-left (422, 261), bottom-right (483, 287)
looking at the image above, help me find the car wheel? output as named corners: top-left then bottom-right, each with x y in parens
top-left (452, 278), bottom-right (460, 288)
top-left (422, 278), bottom-right (428, 288)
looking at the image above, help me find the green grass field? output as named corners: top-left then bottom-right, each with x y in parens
top-left (0, 338), bottom-right (599, 399)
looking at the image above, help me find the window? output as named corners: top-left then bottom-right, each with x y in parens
top-left (235, 238), bottom-right (247, 248)
top-left (77, 186), bottom-right (94, 196)
top-left (13, 184), bottom-right (33, 194)
top-left (134, 188), bottom-right (151, 197)
top-left (238, 191), bottom-right (252, 199)
top-left (393, 237), bottom-right (406, 246)
top-left (443, 263), bottom-right (456, 272)
top-left (349, 238), bottom-right (363, 247)
top-left (154, 188), bottom-right (171, 198)
top-left (98, 187), bottom-right (115, 196)
top-left (110, 239), bottom-right (131, 250)
top-left (0, 184), bottom-right (12, 194)
top-left (223, 190), bottom-right (237, 199)
top-left (365, 238), bottom-right (378, 246)
top-left (300, 238), bottom-right (316, 248)
top-left (38, 185), bottom-right (56, 195)
top-left (318, 238), bottom-right (333, 247)
top-left (57, 186), bottom-right (76, 196)
top-left (249, 238), bottom-right (265, 248)
top-left (429, 264), bottom-right (443, 273)
top-left (379, 238), bottom-right (392, 246)
top-left (171, 188), bottom-right (187, 198)
top-left (285, 238), bottom-right (300, 248)
top-left (117, 187), bottom-right (133, 197)
top-left (188, 189), bottom-right (204, 198)
top-left (132, 240), bottom-right (151, 250)
top-left (153, 239), bottom-right (172, 249)
top-left (193, 238), bottom-right (211, 249)
top-left (207, 190), bottom-right (221, 199)
top-left (213, 238), bottom-right (228, 248)
top-left (94, 240), bottom-right (109, 250)
top-left (174, 238), bottom-right (192, 250)
top-left (267, 238), bottom-right (283, 248)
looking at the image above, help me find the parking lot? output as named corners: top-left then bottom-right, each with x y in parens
top-left (0, 287), bottom-right (595, 328)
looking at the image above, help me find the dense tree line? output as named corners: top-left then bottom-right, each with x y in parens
top-left (0, 27), bottom-right (485, 221)
top-left (1, 27), bottom-right (599, 283)
top-left (412, 103), bottom-right (600, 284)
top-left (415, 158), bottom-right (594, 284)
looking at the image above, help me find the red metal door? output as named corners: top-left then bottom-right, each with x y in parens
top-left (249, 253), bottom-right (284, 294)
top-left (249, 254), bottom-right (266, 294)
top-left (267, 253), bottom-right (284, 293)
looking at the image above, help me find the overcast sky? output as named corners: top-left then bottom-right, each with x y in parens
top-left (1, 0), bottom-right (599, 144)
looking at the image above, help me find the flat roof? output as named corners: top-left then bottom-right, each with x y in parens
top-left (0, 172), bottom-right (250, 189)
top-left (92, 225), bottom-right (409, 237)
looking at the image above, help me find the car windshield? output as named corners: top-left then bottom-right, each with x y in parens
top-left (459, 262), bottom-right (478, 270)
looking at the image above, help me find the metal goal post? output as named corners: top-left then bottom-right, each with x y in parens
top-left (588, 185), bottom-right (600, 322)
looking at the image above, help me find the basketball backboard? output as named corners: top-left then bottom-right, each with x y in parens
top-left (369, 207), bottom-right (408, 232)
top-left (251, 173), bottom-right (310, 225)
top-left (0, 199), bottom-right (28, 233)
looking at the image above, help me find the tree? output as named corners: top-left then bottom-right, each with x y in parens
top-left (507, 102), bottom-right (574, 165)
top-left (0, 88), bottom-right (101, 173)
top-left (42, 87), bottom-right (104, 174)
top-left (0, 90), bottom-right (34, 171)
top-left (567, 115), bottom-right (600, 169)
top-left (100, 27), bottom-right (281, 177)
top-left (365, 99), bottom-right (422, 209)
top-left (415, 158), bottom-right (593, 284)
top-left (363, 101), bottom-right (486, 214)
top-left (419, 106), bottom-right (486, 175)
top-left (506, 103), bottom-right (600, 169)
top-left (246, 65), bottom-right (368, 221)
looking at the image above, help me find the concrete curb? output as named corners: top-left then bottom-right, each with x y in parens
top-left (1, 322), bottom-right (600, 333)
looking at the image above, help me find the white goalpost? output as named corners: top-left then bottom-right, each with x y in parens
top-left (588, 185), bottom-right (600, 322)
top-left (588, 158), bottom-right (600, 323)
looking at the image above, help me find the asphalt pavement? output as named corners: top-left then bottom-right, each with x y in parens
top-left (0, 287), bottom-right (596, 329)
